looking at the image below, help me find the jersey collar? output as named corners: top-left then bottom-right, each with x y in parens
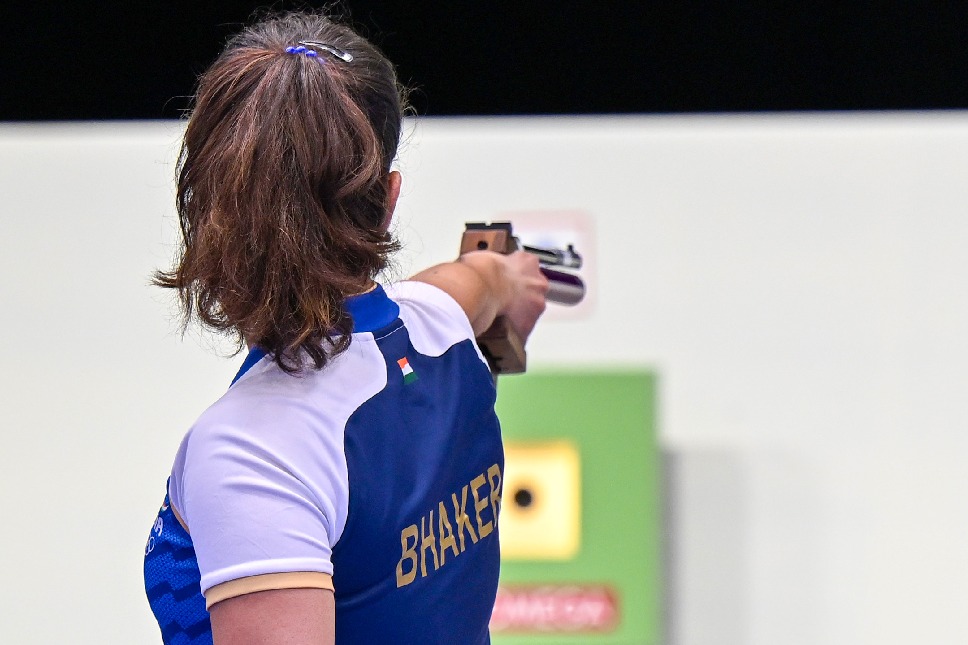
top-left (344, 283), bottom-right (401, 334)
top-left (230, 283), bottom-right (400, 385)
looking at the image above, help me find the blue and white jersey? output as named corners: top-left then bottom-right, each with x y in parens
top-left (144, 282), bottom-right (504, 644)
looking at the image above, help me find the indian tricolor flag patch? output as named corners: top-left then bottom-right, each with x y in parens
top-left (397, 357), bottom-right (418, 385)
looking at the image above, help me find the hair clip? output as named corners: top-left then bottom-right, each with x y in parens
top-left (285, 45), bottom-right (319, 58)
top-left (298, 41), bottom-right (354, 62)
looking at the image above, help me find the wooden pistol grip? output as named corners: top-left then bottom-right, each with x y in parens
top-left (476, 316), bottom-right (526, 375)
top-left (460, 223), bottom-right (523, 376)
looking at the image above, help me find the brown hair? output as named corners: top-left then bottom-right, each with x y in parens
top-left (155, 11), bottom-right (406, 373)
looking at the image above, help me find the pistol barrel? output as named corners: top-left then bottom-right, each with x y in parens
top-left (522, 244), bottom-right (583, 270)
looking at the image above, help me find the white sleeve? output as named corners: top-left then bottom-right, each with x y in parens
top-left (385, 280), bottom-right (484, 362)
top-left (169, 393), bottom-right (350, 599)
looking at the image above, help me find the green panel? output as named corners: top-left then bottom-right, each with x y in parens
top-left (492, 371), bottom-right (661, 645)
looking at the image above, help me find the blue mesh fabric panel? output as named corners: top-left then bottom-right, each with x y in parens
top-left (144, 490), bottom-right (212, 645)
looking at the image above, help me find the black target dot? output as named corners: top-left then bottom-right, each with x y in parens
top-left (477, 240), bottom-right (489, 250)
top-left (513, 487), bottom-right (534, 509)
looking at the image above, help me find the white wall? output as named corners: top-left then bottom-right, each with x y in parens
top-left (1, 113), bottom-right (967, 644)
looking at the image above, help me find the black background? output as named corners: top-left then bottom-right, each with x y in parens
top-left (4, 2), bottom-right (968, 120)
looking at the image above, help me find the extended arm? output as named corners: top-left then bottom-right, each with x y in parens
top-left (411, 250), bottom-right (549, 341)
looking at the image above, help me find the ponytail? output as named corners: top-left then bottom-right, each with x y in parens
top-left (155, 11), bottom-right (405, 372)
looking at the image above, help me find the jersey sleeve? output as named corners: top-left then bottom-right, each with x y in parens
top-left (169, 391), bottom-right (350, 608)
top-left (385, 280), bottom-right (487, 364)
